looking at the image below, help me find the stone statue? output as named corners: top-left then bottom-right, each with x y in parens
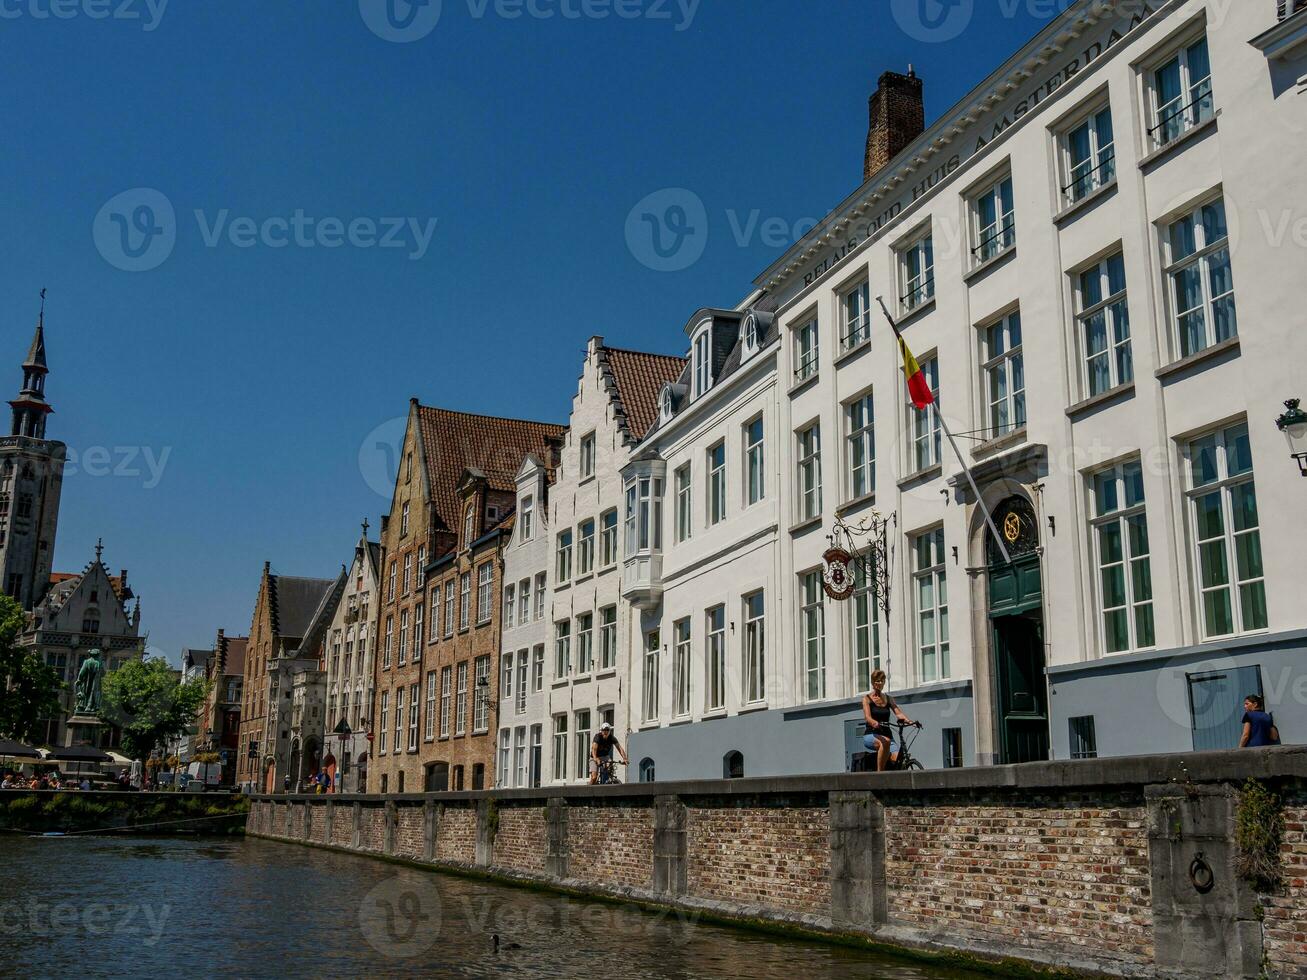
top-left (74, 648), bottom-right (104, 715)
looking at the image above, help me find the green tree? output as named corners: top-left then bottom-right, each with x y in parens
top-left (0, 593), bottom-right (63, 743)
top-left (101, 658), bottom-right (210, 761)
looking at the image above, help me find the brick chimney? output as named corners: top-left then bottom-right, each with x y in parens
top-left (865, 68), bottom-right (925, 182)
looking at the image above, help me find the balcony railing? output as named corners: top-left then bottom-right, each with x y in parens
top-left (1281, 0), bottom-right (1306, 21)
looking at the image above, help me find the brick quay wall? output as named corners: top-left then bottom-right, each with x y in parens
top-left (246, 747), bottom-right (1307, 979)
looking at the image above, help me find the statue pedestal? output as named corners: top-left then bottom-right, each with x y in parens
top-left (64, 714), bottom-right (104, 748)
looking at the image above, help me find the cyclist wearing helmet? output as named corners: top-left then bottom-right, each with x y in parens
top-left (862, 669), bottom-right (916, 771)
top-left (591, 723), bottom-right (628, 784)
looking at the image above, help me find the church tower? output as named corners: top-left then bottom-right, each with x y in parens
top-left (2, 294), bottom-right (66, 610)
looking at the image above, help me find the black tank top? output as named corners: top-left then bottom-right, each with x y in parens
top-left (865, 693), bottom-right (893, 730)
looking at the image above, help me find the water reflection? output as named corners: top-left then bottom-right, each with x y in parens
top-left (0, 837), bottom-right (985, 979)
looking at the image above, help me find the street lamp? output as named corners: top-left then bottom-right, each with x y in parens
top-left (1276, 399), bottom-right (1307, 477)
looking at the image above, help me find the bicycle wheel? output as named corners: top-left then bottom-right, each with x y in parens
top-left (905, 759), bottom-right (925, 771)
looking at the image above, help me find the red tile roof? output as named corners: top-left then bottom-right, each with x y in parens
top-left (603, 347), bottom-right (688, 440)
top-left (415, 406), bottom-right (566, 534)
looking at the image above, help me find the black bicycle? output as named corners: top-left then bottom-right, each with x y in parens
top-left (864, 720), bottom-right (926, 772)
top-left (595, 759), bottom-right (626, 785)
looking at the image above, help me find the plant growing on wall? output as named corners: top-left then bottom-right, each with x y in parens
top-left (1236, 777), bottom-right (1284, 891)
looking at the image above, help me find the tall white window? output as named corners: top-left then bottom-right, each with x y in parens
top-left (706, 605), bottom-right (725, 712)
top-left (801, 571), bottom-right (826, 701)
top-left (599, 606), bottom-right (617, 671)
top-left (408, 682), bottom-right (419, 751)
top-left (476, 564), bottom-right (493, 624)
top-left (497, 730), bottom-right (511, 786)
top-left (1076, 253), bottom-right (1132, 397)
top-left (794, 317), bottom-right (819, 382)
top-left (403, 553), bottom-right (412, 595)
top-left (501, 652), bottom-right (514, 702)
top-left (520, 495), bottom-right (534, 540)
top-left (1091, 461), bottom-right (1156, 654)
top-left (472, 656), bottom-right (490, 733)
top-left (552, 715), bottom-right (568, 782)
top-left (693, 328), bottom-right (711, 398)
top-left (576, 612), bottom-right (594, 675)
top-left (624, 475), bottom-right (663, 554)
top-left (910, 356), bottom-right (941, 471)
top-left (413, 603), bottom-right (423, 658)
top-left (429, 586), bottom-right (441, 640)
top-left (745, 417), bottom-right (765, 505)
top-left (518, 578), bottom-right (530, 624)
top-left (600, 509), bottom-right (618, 566)
top-left (388, 560), bottom-right (396, 601)
top-left (393, 686), bottom-right (404, 752)
top-left (1062, 105), bottom-right (1115, 204)
top-left (556, 530), bottom-right (573, 583)
top-left (672, 619), bottom-right (691, 718)
top-left (383, 616), bottom-right (394, 669)
top-left (743, 591), bottom-right (765, 705)
top-left (503, 585), bottom-right (514, 630)
top-left (532, 644), bottom-right (545, 692)
top-left (1165, 197), bottom-right (1236, 360)
top-left (971, 175), bottom-right (1015, 264)
top-left (981, 311), bottom-right (1025, 438)
top-left (841, 280), bottom-right (871, 350)
top-left (900, 233), bottom-right (935, 312)
top-left (454, 662), bottom-right (468, 735)
top-left (554, 620), bottom-right (571, 678)
top-left (398, 610), bottom-right (408, 666)
top-left (641, 630), bottom-right (660, 723)
top-left (796, 423), bottom-right (822, 521)
top-left (675, 464), bottom-right (693, 543)
top-left (444, 585), bottom-right (455, 637)
top-left (914, 528), bottom-right (949, 683)
top-left (852, 557), bottom-right (881, 692)
top-left (439, 666), bottom-right (452, 738)
top-left (534, 573), bottom-right (546, 620)
top-left (577, 519), bottom-right (595, 576)
top-left (1186, 423), bottom-right (1266, 638)
top-left (378, 690), bottom-right (389, 754)
top-left (707, 442), bottom-right (726, 526)
top-left (846, 393), bottom-right (875, 500)
top-left (459, 572), bottom-right (471, 629)
top-left (513, 727), bottom-right (527, 788)
top-left (579, 432), bottom-right (596, 479)
top-left (573, 710), bottom-right (592, 781)
top-left (516, 651), bottom-right (528, 715)
top-left (401, 501), bottom-right (410, 536)
top-left (1149, 35), bottom-right (1213, 149)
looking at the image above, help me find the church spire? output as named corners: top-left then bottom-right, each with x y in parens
top-left (10, 289), bottom-right (53, 440)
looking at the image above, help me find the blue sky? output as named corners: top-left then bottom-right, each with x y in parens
top-left (0, 0), bottom-right (1063, 661)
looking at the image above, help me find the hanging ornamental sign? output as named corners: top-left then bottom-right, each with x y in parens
top-left (822, 547), bottom-right (856, 601)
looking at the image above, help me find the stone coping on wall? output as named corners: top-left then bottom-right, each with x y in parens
top-left (252, 744), bottom-right (1307, 805)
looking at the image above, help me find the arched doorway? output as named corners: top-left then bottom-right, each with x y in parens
top-left (987, 496), bottom-right (1048, 764)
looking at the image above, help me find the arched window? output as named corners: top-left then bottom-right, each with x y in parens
top-left (723, 750), bottom-right (744, 780)
top-left (639, 758), bottom-right (656, 783)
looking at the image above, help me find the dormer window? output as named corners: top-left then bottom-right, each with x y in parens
top-left (464, 505), bottom-right (476, 546)
top-left (692, 327), bottom-right (711, 398)
top-left (520, 495), bottom-right (534, 540)
top-left (660, 388), bottom-right (674, 423)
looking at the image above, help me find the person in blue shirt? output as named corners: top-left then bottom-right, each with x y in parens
top-left (1239, 694), bottom-right (1280, 748)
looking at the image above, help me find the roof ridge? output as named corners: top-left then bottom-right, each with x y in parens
top-left (416, 403), bottom-right (566, 430)
top-left (600, 344), bottom-right (688, 361)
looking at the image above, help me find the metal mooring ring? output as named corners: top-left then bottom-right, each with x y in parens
top-left (1190, 852), bottom-right (1216, 894)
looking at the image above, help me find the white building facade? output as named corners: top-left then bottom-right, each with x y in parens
top-left (323, 527), bottom-right (380, 793)
top-left (629, 0), bottom-right (1307, 776)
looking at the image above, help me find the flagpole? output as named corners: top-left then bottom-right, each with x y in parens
top-left (875, 296), bottom-right (1011, 565)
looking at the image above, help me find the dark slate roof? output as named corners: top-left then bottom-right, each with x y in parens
top-left (415, 406), bottom-right (566, 534)
top-left (293, 569), bottom-right (347, 656)
top-left (270, 575), bottom-right (337, 641)
top-left (218, 636), bottom-right (248, 678)
top-left (24, 321), bottom-right (47, 370)
top-left (602, 347), bottom-right (689, 440)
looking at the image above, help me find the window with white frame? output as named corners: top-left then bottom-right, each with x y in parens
top-left (378, 690), bottom-right (389, 754)
top-left (846, 393), bottom-right (875, 500)
top-left (413, 603), bottom-right (424, 658)
top-left (497, 730), bottom-right (511, 786)
top-left (1165, 197), bottom-right (1236, 360)
top-left (642, 630), bottom-right (660, 723)
top-left (899, 231), bottom-right (935, 312)
top-left (444, 584), bottom-right (455, 637)
top-left (504, 585), bottom-right (515, 630)
top-left (672, 619), bottom-right (691, 718)
top-left (1076, 252), bottom-right (1133, 397)
top-left (744, 591), bottom-right (765, 705)
top-left (464, 506), bottom-right (475, 547)
top-left (389, 560), bottom-right (396, 601)
top-left (474, 563), bottom-right (492, 624)
top-left (706, 605), bottom-right (725, 712)
top-left (439, 666), bottom-right (452, 738)
top-left (579, 432), bottom-right (596, 480)
top-left (408, 682), bottom-right (419, 751)
top-left (707, 441), bottom-right (726, 526)
top-left (577, 519), bottom-right (595, 576)
top-left (393, 686), bottom-right (404, 752)
top-left (841, 279), bottom-right (872, 350)
top-left (459, 572), bottom-right (471, 630)
top-left (801, 571), bottom-right (827, 701)
top-left (910, 356), bottom-right (941, 472)
top-left (674, 464), bottom-right (692, 543)
top-left (914, 528), bottom-right (950, 683)
top-left (797, 422), bottom-right (822, 521)
top-left (745, 417), bottom-right (765, 506)
top-left (693, 328), bottom-right (712, 398)
top-left (518, 578), bottom-right (530, 625)
top-left (1185, 422), bottom-right (1267, 638)
top-left (400, 501), bottom-right (410, 536)
top-left (515, 651), bottom-right (528, 715)
top-left (514, 727), bottom-right (527, 788)
top-left (852, 556), bottom-right (881, 692)
top-left (576, 612), bottom-right (593, 675)
top-left (383, 616), bottom-right (393, 669)
top-left (532, 644), bottom-right (545, 692)
top-left (624, 475), bottom-right (663, 554)
top-left (552, 715), bottom-right (568, 782)
top-left (554, 620), bottom-right (571, 679)
top-left (455, 662), bottom-right (468, 735)
top-left (403, 552), bottom-right (412, 595)
top-left (573, 709), bottom-right (591, 781)
top-left (501, 652), bottom-right (514, 702)
top-left (599, 605), bottom-right (617, 671)
top-left (981, 311), bottom-right (1025, 438)
top-left (1148, 35), bottom-right (1213, 150)
top-left (1061, 103), bottom-right (1115, 204)
top-left (970, 174), bottom-right (1015, 264)
top-left (520, 495), bottom-right (534, 540)
top-left (1091, 460), bottom-right (1156, 654)
top-left (398, 609), bottom-right (409, 666)
top-left (793, 316), bottom-right (819, 382)
top-left (473, 656), bottom-right (490, 733)
top-left (556, 530), bottom-right (573, 584)
top-left (534, 573), bottom-right (546, 620)
top-left (424, 671), bottom-right (437, 740)
top-left (600, 509), bottom-right (618, 566)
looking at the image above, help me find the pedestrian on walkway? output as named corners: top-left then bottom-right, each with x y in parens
top-left (1239, 694), bottom-right (1280, 748)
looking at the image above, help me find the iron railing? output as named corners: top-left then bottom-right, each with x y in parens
top-left (1281, 0), bottom-right (1306, 21)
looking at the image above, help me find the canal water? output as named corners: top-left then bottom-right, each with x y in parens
top-left (0, 836), bottom-right (987, 979)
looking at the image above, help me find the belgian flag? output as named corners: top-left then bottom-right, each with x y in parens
top-left (893, 325), bottom-right (934, 410)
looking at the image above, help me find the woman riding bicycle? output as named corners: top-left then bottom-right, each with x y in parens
top-left (862, 669), bottom-right (916, 772)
